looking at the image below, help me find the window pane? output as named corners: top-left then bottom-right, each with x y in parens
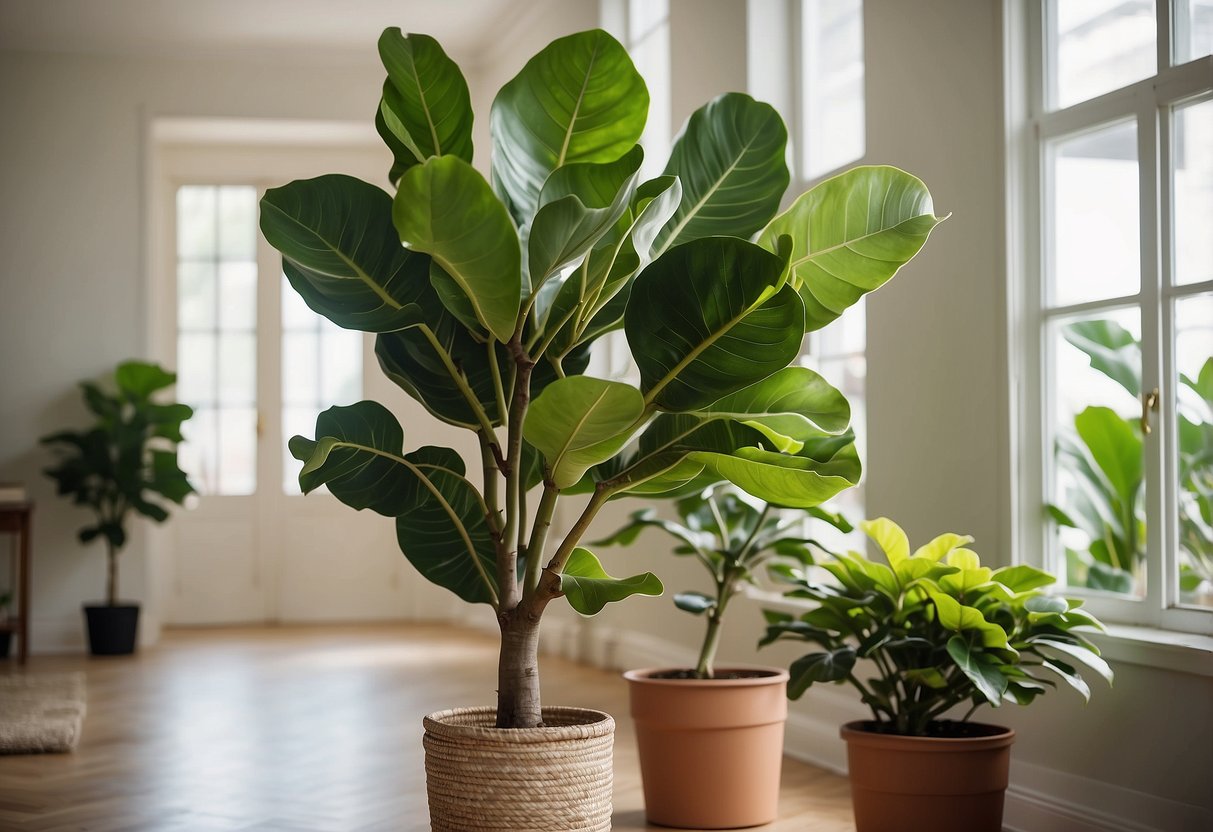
top-left (1174, 98), bottom-right (1213, 286)
top-left (217, 186), bottom-right (257, 260)
top-left (218, 333), bottom-right (256, 406)
top-left (282, 331), bottom-right (320, 406)
top-left (177, 333), bottom-right (216, 405)
top-left (631, 21), bottom-right (671, 181)
top-left (1048, 309), bottom-right (1146, 598)
top-left (218, 262), bottom-right (257, 331)
top-left (628, 0), bottom-right (667, 42)
top-left (801, 0), bottom-right (865, 178)
top-left (1051, 121), bottom-right (1139, 305)
top-left (178, 262), bottom-right (216, 330)
top-left (180, 407), bottom-right (218, 495)
top-left (1175, 0), bottom-right (1213, 63)
top-left (217, 408), bottom-right (257, 496)
top-left (1050, 0), bottom-right (1156, 109)
top-left (1175, 294), bottom-right (1213, 607)
top-left (177, 186), bottom-right (216, 258)
top-left (321, 326), bottom-right (362, 403)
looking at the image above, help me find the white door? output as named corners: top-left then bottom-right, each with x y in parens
top-left (153, 135), bottom-right (413, 625)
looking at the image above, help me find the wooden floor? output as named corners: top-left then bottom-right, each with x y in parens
top-left (0, 625), bottom-right (854, 831)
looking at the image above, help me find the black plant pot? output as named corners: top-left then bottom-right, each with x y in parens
top-left (0, 629), bottom-right (11, 659)
top-left (84, 604), bottom-right (140, 656)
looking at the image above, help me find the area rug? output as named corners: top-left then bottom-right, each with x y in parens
top-left (0, 672), bottom-right (86, 753)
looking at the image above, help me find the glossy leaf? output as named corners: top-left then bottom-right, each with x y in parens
top-left (946, 637), bottom-right (1008, 705)
top-left (377, 29), bottom-right (474, 178)
top-left (653, 92), bottom-right (789, 257)
top-left (863, 517), bottom-right (911, 568)
top-left (261, 174), bottom-right (429, 333)
top-left (673, 591), bottom-right (717, 614)
top-left (491, 29), bottom-right (648, 223)
top-left (1075, 406), bottom-right (1142, 511)
top-left (689, 442), bottom-right (861, 509)
top-left (393, 155), bottom-right (521, 342)
top-left (788, 648), bottom-right (856, 699)
top-left (528, 146), bottom-right (644, 291)
top-left (758, 165), bottom-right (945, 331)
top-left (524, 376), bottom-right (645, 488)
top-left (626, 236), bottom-right (803, 412)
top-left (560, 547), bottom-right (663, 615)
top-left (1062, 319), bottom-right (1141, 399)
top-left (698, 367), bottom-right (851, 449)
top-left (289, 401), bottom-right (498, 606)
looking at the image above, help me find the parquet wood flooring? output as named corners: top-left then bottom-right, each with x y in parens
top-left (0, 625), bottom-right (855, 831)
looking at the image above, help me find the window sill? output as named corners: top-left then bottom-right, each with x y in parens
top-left (1092, 625), bottom-right (1213, 678)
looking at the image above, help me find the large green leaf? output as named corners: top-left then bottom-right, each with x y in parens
top-left (946, 636), bottom-right (1008, 705)
top-left (528, 146), bottom-right (644, 292)
top-left (261, 174), bottom-right (429, 333)
top-left (653, 93), bottom-right (789, 257)
top-left (697, 367), bottom-right (850, 450)
top-left (690, 443), bottom-right (861, 509)
top-left (490, 29), bottom-right (648, 223)
top-left (524, 376), bottom-right (645, 488)
top-left (625, 236), bottom-right (803, 412)
top-left (376, 29), bottom-right (474, 178)
top-left (758, 166), bottom-right (945, 332)
top-left (393, 155), bottom-right (521, 342)
top-left (787, 648), bottom-right (857, 698)
top-left (1075, 406), bottom-right (1142, 511)
top-left (559, 547), bottom-right (663, 615)
top-left (114, 361), bottom-right (175, 400)
top-left (1063, 320), bottom-right (1141, 399)
top-left (288, 401), bottom-right (498, 605)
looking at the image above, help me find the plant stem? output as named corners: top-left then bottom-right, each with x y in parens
top-left (737, 503), bottom-right (773, 563)
top-left (497, 610), bottom-right (542, 728)
top-left (545, 486), bottom-right (612, 576)
top-left (695, 567), bottom-right (741, 679)
top-left (106, 540), bottom-right (118, 606)
top-left (523, 484), bottom-right (560, 597)
top-left (499, 338), bottom-right (534, 613)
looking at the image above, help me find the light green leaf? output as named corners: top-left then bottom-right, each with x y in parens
top-left (930, 591), bottom-right (1008, 648)
top-left (862, 517), bottom-right (910, 568)
top-left (376, 29), bottom-right (474, 178)
top-left (393, 155), bottom-right (521, 342)
top-left (560, 547), bottom-right (663, 615)
top-left (758, 165), bottom-right (946, 331)
top-left (115, 361), bottom-right (176, 399)
top-left (491, 29), bottom-right (648, 223)
top-left (626, 236), bottom-right (803, 412)
top-left (911, 532), bottom-right (975, 563)
top-left (261, 174), bottom-right (429, 333)
top-left (699, 367), bottom-right (851, 445)
top-left (653, 92), bottom-right (789, 257)
top-left (1062, 319), bottom-right (1141, 399)
top-left (528, 146), bottom-right (644, 291)
top-left (1033, 637), bottom-right (1114, 686)
top-left (689, 443), bottom-right (861, 509)
top-left (524, 376), bottom-right (645, 488)
top-left (288, 401), bottom-right (498, 606)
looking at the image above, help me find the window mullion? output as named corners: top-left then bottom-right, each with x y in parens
top-left (1138, 84), bottom-right (1165, 627)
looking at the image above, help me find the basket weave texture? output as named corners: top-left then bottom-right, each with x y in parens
top-left (424, 706), bottom-right (615, 831)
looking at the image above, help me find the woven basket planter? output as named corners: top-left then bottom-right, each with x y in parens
top-left (423, 706), bottom-right (615, 831)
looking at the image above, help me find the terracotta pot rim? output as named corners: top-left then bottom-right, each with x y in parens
top-left (424, 705), bottom-right (614, 743)
top-left (841, 719), bottom-right (1015, 750)
top-left (623, 666), bottom-right (790, 687)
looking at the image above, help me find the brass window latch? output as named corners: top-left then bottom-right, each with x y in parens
top-left (1141, 387), bottom-right (1159, 435)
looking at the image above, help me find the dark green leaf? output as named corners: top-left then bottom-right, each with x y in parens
top-left (787, 648), bottom-right (856, 698)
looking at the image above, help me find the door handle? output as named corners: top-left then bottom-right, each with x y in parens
top-left (1141, 387), bottom-right (1159, 435)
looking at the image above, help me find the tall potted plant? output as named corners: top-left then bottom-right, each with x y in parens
top-left (41, 361), bottom-right (195, 655)
top-left (260, 26), bottom-right (943, 829)
top-left (762, 517), bottom-right (1112, 832)
top-left (597, 485), bottom-right (851, 827)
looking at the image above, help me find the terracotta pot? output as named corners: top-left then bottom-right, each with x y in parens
top-left (423, 705), bottom-right (614, 831)
top-left (624, 666), bottom-right (789, 829)
top-left (841, 720), bottom-right (1016, 832)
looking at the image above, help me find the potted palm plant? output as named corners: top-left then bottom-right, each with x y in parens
top-left (41, 361), bottom-right (195, 655)
top-left (762, 517), bottom-right (1112, 832)
top-left (597, 485), bottom-right (852, 827)
top-left (261, 26), bottom-right (943, 830)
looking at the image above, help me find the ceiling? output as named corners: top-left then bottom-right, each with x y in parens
top-left (0, 0), bottom-right (532, 67)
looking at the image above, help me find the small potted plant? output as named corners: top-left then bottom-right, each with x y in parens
top-left (598, 483), bottom-right (852, 828)
top-left (261, 25), bottom-right (943, 829)
top-left (762, 517), bottom-right (1112, 832)
top-left (41, 361), bottom-right (195, 656)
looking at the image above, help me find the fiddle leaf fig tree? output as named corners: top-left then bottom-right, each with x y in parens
top-left (261, 27), bottom-right (946, 729)
top-left (40, 361), bottom-right (195, 606)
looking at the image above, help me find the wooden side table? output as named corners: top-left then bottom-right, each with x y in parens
top-left (0, 502), bottom-right (31, 664)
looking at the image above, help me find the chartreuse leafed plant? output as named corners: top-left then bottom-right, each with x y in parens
top-left (1049, 320), bottom-right (1213, 597)
top-left (597, 484), bottom-right (853, 679)
top-left (41, 361), bottom-right (195, 605)
top-left (258, 27), bottom-right (945, 730)
top-left (761, 518), bottom-right (1112, 737)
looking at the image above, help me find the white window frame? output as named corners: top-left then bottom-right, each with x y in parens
top-left (1008, 1), bottom-right (1213, 636)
